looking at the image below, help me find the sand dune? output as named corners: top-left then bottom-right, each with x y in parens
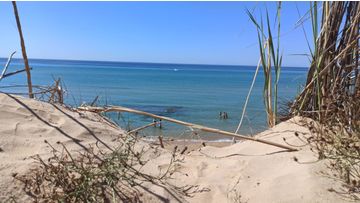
top-left (144, 118), bottom-right (346, 202)
top-left (0, 93), bottom-right (346, 202)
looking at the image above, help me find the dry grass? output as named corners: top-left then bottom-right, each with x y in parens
top-left (291, 2), bottom-right (360, 199)
top-left (14, 135), bottom-right (187, 202)
top-left (306, 107), bottom-right (360, 200)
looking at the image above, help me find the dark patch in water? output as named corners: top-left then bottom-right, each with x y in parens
top-left (165, 107), bottom-right (178, 113)
top-left (126, 105), bottom-right (184, 116)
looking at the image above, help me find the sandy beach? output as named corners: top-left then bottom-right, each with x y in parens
top-left (0, 93), bottom-right (348, 202)
top-left (0, 1), bottom-right (358, 202)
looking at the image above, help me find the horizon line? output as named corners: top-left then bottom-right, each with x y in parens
top-left (0, 56), bottom-right (308, 69)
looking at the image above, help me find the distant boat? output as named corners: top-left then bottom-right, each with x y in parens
top-left (173, 68), bottom-right (179, 71)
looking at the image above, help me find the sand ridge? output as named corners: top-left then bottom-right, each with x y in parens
top-left (0, 93), bottom-right (347, 202)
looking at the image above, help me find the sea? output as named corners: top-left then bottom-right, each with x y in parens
top-left (0, 58), bottom-right (308, 140)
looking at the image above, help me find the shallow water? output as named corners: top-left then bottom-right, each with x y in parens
top-left (0, 58), bottom-right (307, 139)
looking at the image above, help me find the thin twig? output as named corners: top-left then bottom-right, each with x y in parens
top-left (235, 57), bottom-right (261, 134)
top-left (0, 51), bottom-right (16, 82)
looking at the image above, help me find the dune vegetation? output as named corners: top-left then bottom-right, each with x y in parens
top-left (1, 1), bottom-right (359, 202)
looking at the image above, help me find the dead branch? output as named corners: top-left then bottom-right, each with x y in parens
top-left (0, 51), bottom-right (16, 82)
top-left (12, 1), bottom-right (33, 98)
top-left (78, 106), bottom-right (298, 151)
top-left (1, 68), bottom-right (32, 79)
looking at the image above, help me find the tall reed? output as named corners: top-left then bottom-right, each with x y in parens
top-left (247, 2), bottom-right (282, 127)
top-left (292, 2), bottom-right (360, 195)
top-left (292, 1), bottom-right (359, 125)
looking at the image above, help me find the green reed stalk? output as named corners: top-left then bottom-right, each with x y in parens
top-left (246, 2), bottom-right (282, 127)
top-left (310, 2), bottom-right (322, 120)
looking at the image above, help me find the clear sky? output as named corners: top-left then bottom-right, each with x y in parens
top-left (0, 1), bottom-right (312, 67)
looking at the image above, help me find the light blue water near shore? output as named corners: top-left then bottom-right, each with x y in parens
top-left (0, 58), bottom-right (307, 139)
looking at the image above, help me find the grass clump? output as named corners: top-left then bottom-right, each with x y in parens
top-left (14, 136), bottom-right (185, 202)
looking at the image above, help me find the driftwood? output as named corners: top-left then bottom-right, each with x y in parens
top-left (78, 106), bottom-right (298, 151)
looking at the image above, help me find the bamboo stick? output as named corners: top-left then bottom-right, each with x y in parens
top-left (78, 106), bottom-right (298, 151)
top-left (12, 1), bottom-right (33, 98)
top-left (128, 122), bottom-right (157, 134)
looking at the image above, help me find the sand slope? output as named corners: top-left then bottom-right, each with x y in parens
top-left (0, 93), bottom-right (346, 202)
top-left (0, 93), bottom-right (125, 201)
top-left (143, 118), bottom-right (346, 203)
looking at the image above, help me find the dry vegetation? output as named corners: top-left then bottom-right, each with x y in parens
top-left (14, 135), bottom-right (188, 202)
top-left (291, 2), bottom-right (360, 199)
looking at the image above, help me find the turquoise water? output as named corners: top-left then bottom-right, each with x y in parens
top-left (0, 58), bottom-right (307, 139)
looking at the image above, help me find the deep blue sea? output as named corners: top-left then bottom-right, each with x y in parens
top-left (0, 58), bottom-right (307, 140)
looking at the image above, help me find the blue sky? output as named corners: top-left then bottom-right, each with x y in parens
top-left (0, 2), bottom-right (312, 67)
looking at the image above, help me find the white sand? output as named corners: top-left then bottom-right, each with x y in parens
top-left (0, 93), bottom-right (347, 202)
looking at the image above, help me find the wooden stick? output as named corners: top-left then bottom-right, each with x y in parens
top-left (128, 122), bottom-right (157, 134)
top-left (78, 106), bottom-right (298, 151)
top-left (0, 51), bottom-right (16, 81)
top-left (1, 68), bottom-right (31, 79)
top-left (158, 136), bottom-right (164, 148)
top-left (12, 1), bottom-right (33, 98)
